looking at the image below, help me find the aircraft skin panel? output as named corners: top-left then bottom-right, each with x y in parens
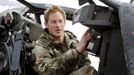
top-left (119, 3), bottom-right (134, 75)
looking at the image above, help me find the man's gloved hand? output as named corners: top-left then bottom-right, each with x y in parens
top-left (76, 28), bottom-right (92, 54)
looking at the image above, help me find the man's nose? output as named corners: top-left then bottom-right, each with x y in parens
top-left (55, 21), bottom-right (61, 27)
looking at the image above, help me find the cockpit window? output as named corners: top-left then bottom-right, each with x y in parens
top-left (0, 0), bottom-right (25, 12)
top-left (26, 0), bottom-right (81, 8)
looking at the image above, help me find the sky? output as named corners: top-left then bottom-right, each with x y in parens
top-left (0, 0), bottom-right (131, 70)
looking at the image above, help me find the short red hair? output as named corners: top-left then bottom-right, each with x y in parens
top-left (44, 5), bottom-right (66, 22)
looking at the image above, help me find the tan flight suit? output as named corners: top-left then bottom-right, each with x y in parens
top-left (32, 29), bottom-right (98, 75)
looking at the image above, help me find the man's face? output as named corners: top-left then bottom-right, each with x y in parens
top-left (45, 12), bottom-right (65, 38)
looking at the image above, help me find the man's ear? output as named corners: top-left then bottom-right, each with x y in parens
top-left (44, 22), bottom-right (48, 28)
top-left (64, 20), bottom-right (66, 25)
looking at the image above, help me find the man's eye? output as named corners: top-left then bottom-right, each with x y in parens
top-left (59, 20), bottom-right (62, 23)
top-left (51, 21), bottom-right (56, 23)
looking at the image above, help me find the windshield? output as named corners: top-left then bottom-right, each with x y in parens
top-left (26, 0), bottom-right (133, 7)
top-left (26, 0), bottom-right (80, 8)
top-left (0, 0), bottom-right (133, 13)
top-left (119, 0), bottom-right (133, 3)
